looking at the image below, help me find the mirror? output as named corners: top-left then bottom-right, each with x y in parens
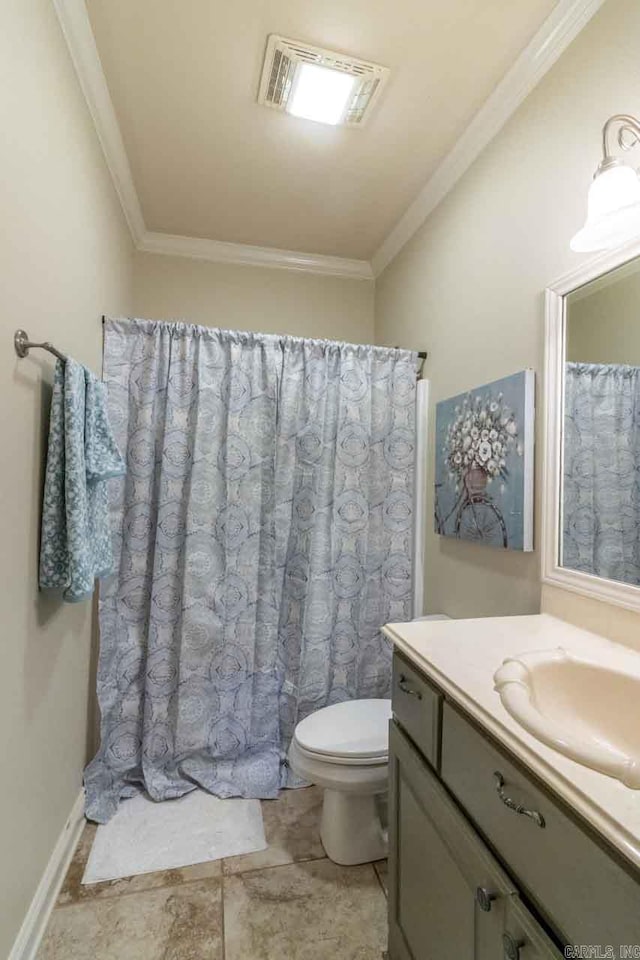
top-left (562, 255), bottom-right (640, 587)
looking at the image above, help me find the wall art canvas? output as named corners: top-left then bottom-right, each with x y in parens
top-left (434, 370), bottom-right (534, 551)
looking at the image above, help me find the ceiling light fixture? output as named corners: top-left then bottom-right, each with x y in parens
top-left (258, 35), bottom-right (389, 128)
top-left (571, 114), bottom-right (640, 252)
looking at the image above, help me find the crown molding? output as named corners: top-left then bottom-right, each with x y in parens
top-left (371, 0), bottom-right (606, 276)
top-left (52, 0), bottom-right (145, 244)
top-left (54, 0), bottom-right (603, 282)
top-left (138, 231), bottom-right (373, 279)
top-left (51, 0), bottom-right (372, 280)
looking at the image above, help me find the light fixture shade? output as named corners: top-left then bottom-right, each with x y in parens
top-left (571, 164), bottom-right (640, 252)
top-left (287, 63), bottom-right (355, 126)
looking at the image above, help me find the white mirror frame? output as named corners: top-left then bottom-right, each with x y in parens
top-left (543, 234), bottom-right (640, 612)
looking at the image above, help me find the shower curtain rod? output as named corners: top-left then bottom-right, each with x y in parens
top-left (13, 320), bottom-right (428, 376)
top-left (99, 317), bottom-right (427, 363)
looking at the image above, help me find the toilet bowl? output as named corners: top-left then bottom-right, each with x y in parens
top-left (288, 698), bottom-right (391, 866)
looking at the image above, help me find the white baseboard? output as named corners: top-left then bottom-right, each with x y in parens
top-left (9, 789), bottom-right (86, 960)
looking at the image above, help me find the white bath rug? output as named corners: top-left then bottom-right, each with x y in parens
top-left (82, 790), bottom-right (267, 884)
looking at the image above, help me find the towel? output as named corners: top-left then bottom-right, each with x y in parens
top-left (39, 359), bottom-right (126, 602)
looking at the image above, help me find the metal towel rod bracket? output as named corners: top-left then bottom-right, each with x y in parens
top-left (14, 329), bottom-right (67, 362)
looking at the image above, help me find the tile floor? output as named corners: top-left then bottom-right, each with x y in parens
top-left (37, 786), bottom-right (389, 959)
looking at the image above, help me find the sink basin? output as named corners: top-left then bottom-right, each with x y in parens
top-left (493, 646), bottom-right (640, 788)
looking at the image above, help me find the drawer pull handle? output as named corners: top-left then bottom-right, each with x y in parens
top-left (475, 886), bottom-right (496, 912)
top-left (398, 675), bottom-right (422, 699)
top-left (494, 771), bottom-right (546, 828)
top-left (502, 933), bottom-right (524, 960)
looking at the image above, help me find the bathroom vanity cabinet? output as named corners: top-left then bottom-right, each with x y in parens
top-left (388, 651), bottom-right (640, 960)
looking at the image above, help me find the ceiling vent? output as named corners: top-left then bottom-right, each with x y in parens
top-left (257, 35), bottom-right (389, 127)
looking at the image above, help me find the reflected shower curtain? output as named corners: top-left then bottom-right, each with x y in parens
top-left (85, 319), bottom-right (417, 822)
top-left (563, 362), bottom-right (640, 584)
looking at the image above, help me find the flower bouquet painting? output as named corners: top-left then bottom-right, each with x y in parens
top-left (434, 370), bottom-right (534, 551)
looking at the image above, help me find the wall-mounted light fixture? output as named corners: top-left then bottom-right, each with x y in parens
top-left (571, 114), bottom-right (640, 252)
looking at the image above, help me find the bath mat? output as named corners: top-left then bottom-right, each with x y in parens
top-left (82, 790), bottom-right (266, 884)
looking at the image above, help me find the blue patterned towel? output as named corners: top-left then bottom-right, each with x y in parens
top-left (39, 359), bottom-right (126, 602)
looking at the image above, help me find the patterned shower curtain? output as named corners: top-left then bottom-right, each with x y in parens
top-left (85, 319), bottom-right (417, 822)
top-left (563, 361), bottom-right (640, 585)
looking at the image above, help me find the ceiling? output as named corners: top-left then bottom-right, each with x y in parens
top-left (86, 0), bottom-right (558, 262)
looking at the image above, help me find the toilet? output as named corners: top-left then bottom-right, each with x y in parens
top-left (288, 698), bottom-right (392, 866)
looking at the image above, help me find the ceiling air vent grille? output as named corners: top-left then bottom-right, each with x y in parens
top-left (266, 48), bottom-right (297, 107)
top-left (258, 35), bottom-right (389, 126)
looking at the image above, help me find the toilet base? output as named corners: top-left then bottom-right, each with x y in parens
top-left (320, 789), bottom-right (388, 865)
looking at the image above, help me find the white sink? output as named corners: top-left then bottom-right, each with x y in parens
top-left (493, 646), bottom-right (640, 788)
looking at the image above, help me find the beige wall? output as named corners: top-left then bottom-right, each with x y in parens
top-left (375, 0), bottom-right (640, 626)
top-left (567, 259), bottom-right (640, 365)
top-left (1, 1), bottom-right (133, 954)
top-left (133, 252), bottom-right (375, 343)
top-left (541, 584), bottom-right (640, 653)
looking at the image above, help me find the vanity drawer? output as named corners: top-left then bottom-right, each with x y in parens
top-left (441, 701), bottom-right (640, 948)
top-left (391, 652), bottom-right (442, 770)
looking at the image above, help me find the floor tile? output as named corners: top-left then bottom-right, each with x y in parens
top-left (58, 821), bottom-right (221, 906)
top-left (38, 878), bottom-right (222, 960)
top-left (223, 858), bottom-right (387, 959)
top-left (373, 859), bottom-right (388, 897)
top-left (223, 786), bottom-right (324, 875)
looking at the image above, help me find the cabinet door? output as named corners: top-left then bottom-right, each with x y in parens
top-left (502, 897), bottom-right (563, 960)
top-left (388, 721), bottom-right (516, 960)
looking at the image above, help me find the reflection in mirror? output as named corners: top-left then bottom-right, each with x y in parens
top-left (563, 256), bottom-right (640, 586)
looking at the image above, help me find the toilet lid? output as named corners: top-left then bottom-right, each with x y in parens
top-left (294, 699), bottom-right (392, 760)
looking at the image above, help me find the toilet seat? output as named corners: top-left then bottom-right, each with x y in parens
top-left (293, 698), bottom-right (391, 764)
top-left (293, 741), bottom-right (388, 766)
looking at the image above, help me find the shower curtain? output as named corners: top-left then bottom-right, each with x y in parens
top-left (85, 319), bottom-right (418, 822)
top-left (563, 361), bottom-right (640, 584)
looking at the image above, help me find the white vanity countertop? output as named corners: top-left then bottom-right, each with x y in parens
top-left (383, 612), bottom-right (640, 872)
